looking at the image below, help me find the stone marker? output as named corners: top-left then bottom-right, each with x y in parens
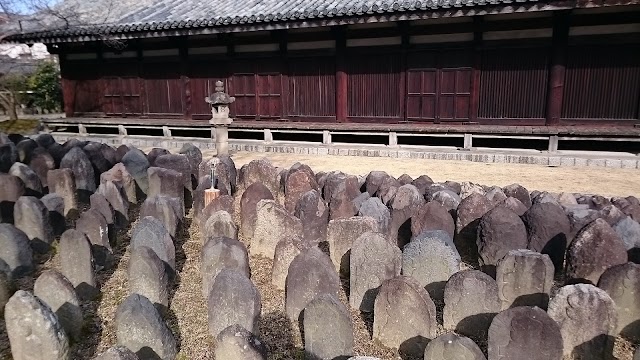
top-left (522, 202), bottom-right (571, 271)
top-left (424, 333), bottom-right (486, 360)
top-left (94, 346), bottom-right (140, 360)
top-left (323, 172), bottom-right (359, 203)
top-left (147, 166), bottom-right (185, 215)
top-left (76, 208), bottom-right (112, 268)
top-left (91, 192), bottom-right (115, 226)
top-left (83, 142), bottom-right (113, 175)
top-left (488, 306), bottom-right (563, 360)
top-left (456, 193), bottom-right (494, 243)
top-left (155, 153), bottom-right (193, 204)
top-left (147, 148), bottom-right (170, 167)
top-left (179, 143), bottom-right (202, 179)
top-left (14, 196), bottom-right (54, 253)
top-left (60, 229), bottom-right (97, 300)
top-left (403, 230), bottom-right (461, 300)
top-left (547, 283), bottom-right (617, 359)
top-left (497, 197), bottom-right (528, 216)
top-left (294, 189), bottom-right (329, 245)
top-left (285, 169), bottom-right (319, 213)
top-left (9, 162), bottom-right (42, 196)
top-left (0, 224), bottom-right (33, 277)
top-left (304, 294), bottom-right (354, 360)
top-left (141, 194), bottom-right (182, 237)
top-left (460, 182), bottom-right (485, 200)
top-left (357, 197), bottom-right (390, 236)
top-left (131, 216), bottom-right (175, 272)
top-left (208, 269), bottom-right (261, 337)
top-left (350, 232), bottom-right (401, 312)
top-left (444, 270), bottom-right (501, 337)
top-left (47, 168), bottom-right (78, 216)
top-left (128, 246), bottom-right (169, 310)
top-left (566, 218), bottom-right (627, 284)
top-left (201, 237), bottom-right (250, 298)
top-left (116, 294), bottom-right (177, 360)
top-left (328, 187), bottom-right (359, 220)
top-left (0, 259), bottom-right (14, 318)
top-left (0, 173), bottom-right (25, 223)
top-left (121, 148), bottom-right (150, 195)
top-left (286, 247), bottom-right (340, 323)
top-left (202, 155), bottom-right (237, 196)
top-left (215, 324), bottom-right (267, 360)
top-left (29, 146), bottom-right (56, 189)
top-left (613, 216), bottom-right (640, 250)
top-left (373, 276), bottom-right (437, 357)
top-left (60, 146), bottom-right (96, 199)
top-left (252, 200), bottom-right (302, 259)
top-left (5, 290), bottom-right (69, 360)
top-left (98, 180), bottom-right (130, 228)
top-left (411, 201), bottom-right (455, 240)
top-left (390, 184), bottom-right (424, 247)
top-left (565, 206), bottom-right (601, 241)
top-left (203, 210), bottom-right (237, 241)
top-left (100, 163), bottom-right (137, 204)
top-left (365, 171), bottom-right (392, 196)
top-left (431, 189), bottom-right (461, 215)
top-left (0, 142), bottom-right (17, 173)
top-left (240, 182), bottom-right (274, 240)
top-left (600, 204), bottom-right (627, 226)
top-left (598, 262), bottom-right (640, 340)
top-left (327, 216), bottom-right (379, 274)
top-left (476, 206), bottom-right (528, 275)
top-left (33, 270), bottom-right (83, 341)
top-left (199, 194), bottom-right (234, 228)
top-left (502, 183), bottom-right (532, 208)
top-left (239, 158), bottom-right (279, 196)
top-left (41, 193), bottom-right (66, 235)
top-left (496, 249), bottom-right (554, 310)
top-left (485, 186), bottom-right (507, 205)
top-left (272, 236), bottom-right (306, 291)
top-left (16, 139), bottom-right (39, 163)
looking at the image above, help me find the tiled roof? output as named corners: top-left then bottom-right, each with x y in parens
top-left (7, 0), bottom-right (538, 42)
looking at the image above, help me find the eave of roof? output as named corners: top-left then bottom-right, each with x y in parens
top-left (4, 0), bottom-right (638, 44)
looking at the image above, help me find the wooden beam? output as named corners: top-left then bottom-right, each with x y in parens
top-left (58, 54), bottom-right (75, 117)
top-left (469, 16), bottom-right (483, 123)
top-left (335, 26), bottom-right (348, 123)
top-left (545, 11), bottom-right (571, 126)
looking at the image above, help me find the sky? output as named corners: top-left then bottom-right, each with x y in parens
top-left (8, 0), bottom-right (58, 14)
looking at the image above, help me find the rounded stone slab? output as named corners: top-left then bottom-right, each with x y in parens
top-left (94, 346), bottom-right (140, 360)
top-left (357, 197), bottom-right (390, 236)
top-left (207, 269), bottom-right (261, 337)
top-left (598, 262), bottom-right (640, 340)
top-left (285, 246), bottom-right (340, 324)
top-left (199, 194), bottom-right (234, 229)
top-left (203, 210), bottom-right (237, 241)
top-left (424, 333), bottom-right (486, 360)
top-left (476, 206), bottom-right (528, 275)
top-left (33, 270), bottom-right (82, 341)
top-left (201, 236), bottom-right (250, 299)
top-left (5, 290), bottom-right (70, 360)
top-left (613, 216), bottom-right (640, 250)
top-left (496, 249), bottom-right (554, 310)
top-left (46, 168), bottom-right (77, 216)
top-left (15, 196), bottom-right (54, 253)
top-left (100, 163), bottom-right (138, 204)
top-left (502, 183), bottom-right (531, 208)
top-left (140, 194), bottom-right (182, 237)
top-left (29, 146), bottom-right (55, 189)
top-left (497, 197), bottom-right (528, 216)
top-left (252, 200), bottom-right (302, 259)
top-left (294, 189), bottom-right (329, 245)
top-left (41, 193), bottom-right (66, 235)
top-left (455, 193), bottom-right (494, 240)
top-left (147, 167), bottom-right (185, 216)
top-left (350, 232), bottom-right (401, 312)
top-left (373, 275), bottom-right (437, 358)
top-left (239, 158), bottom-right (279, 197)
top-left (115, 293), bottom-right (177, 360)
top-left (327, 216), bottom-right (379, 275)
top-left (9, 162), bottom-right (43, 196)
top-left (76, 208), bottom-right (112, 268)
top-left (402, 230), bottom-right (461, 301)
top-left (284, 168), bottom-right (319, 213)
top-left (0, 223), bottom-right (33, 278)
top-left (303, 294), bottom-right (354, 360)
top-left (547, 284), bottom-right (617, 359)
top-left (411, 200), bottom-right (455, 240)
top-left (271, 236), bottom-right (306, 291)
top-left (178, 143), bottom-right (202, 177)
top-left (214, 324), bottom-right (267, 360)
top-left (444, 269), bottom-right (500, 338)
top-left (60, 229), bottom-right (97, 300)
top-left (522, 202), bottom-right (571, 271)
top-left (130, 216), bottom-right (176, 272)
top-left (121, 148), bottom-right (150, 194)
top-left (0, 173), bottom-right (25, 222)
top-left (566, 218), bottom-right (627, 284)
top-left (240, 182), bottom-right (274, 240)
top-left (60, 146), bottom-right (96, 193)
top-left (154, 153), bottom-right (192, 192)
top-left (488, 306), bottom-right (563, 360)
top-left (128, 246), bottom-right (169, 310)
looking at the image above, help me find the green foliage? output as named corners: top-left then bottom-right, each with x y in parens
top-left (27, 61), bottom-right (62, 112)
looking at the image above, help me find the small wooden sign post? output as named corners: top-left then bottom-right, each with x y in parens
top-left (203, 158), bottom-right (221, 209)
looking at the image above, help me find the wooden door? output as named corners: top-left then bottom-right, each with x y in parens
top-left (406, 49), bottom-right (472, 122)
top-left (257, 73), bottom-right (281, 119)
top-left (230, 58), bottom-right (283, 120)
top-left (103, 76), bottom-right (142, 116)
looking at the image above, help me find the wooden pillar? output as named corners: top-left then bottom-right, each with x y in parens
top-left (179, 38), bottom-right (191, 120)
top-left (335, 26), bottom-right (348, 123)
top-left (545, 11), bottom-right (571, 126)
top-left (57, 51), bottom-right (75, 118)
top-left (469, 16), bottom-right (483, 123)
top-left (400, 21), bottom-right (410, 122)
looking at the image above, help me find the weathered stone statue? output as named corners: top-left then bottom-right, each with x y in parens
top-left (206, 81), bottom-right (235, 156)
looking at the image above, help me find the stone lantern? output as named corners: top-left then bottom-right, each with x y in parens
top-left (206, 80), bottom-right (235, 155)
